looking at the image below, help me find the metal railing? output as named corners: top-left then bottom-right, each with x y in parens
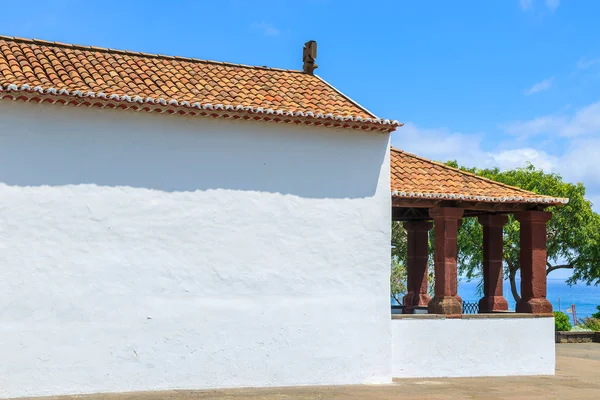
top-left (462, 301), bottom-right (480, 314)
top-left (391, 304), bottom-right (429, 314)
top-left (393, 302), bottom-right (481, 315)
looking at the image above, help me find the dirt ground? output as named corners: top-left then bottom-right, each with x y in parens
top-left (14, 343), bottom-right (600, 400)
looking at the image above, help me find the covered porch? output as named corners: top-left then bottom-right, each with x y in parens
top-left (389, 148), bottom-right (568, 378)
top-left (390, 148), bottom-right (569, 316)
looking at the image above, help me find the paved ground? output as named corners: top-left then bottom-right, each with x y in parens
top-left (14, 343), bottom-right (600, 400)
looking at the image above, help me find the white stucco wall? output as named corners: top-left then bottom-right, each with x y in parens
top-left (392, 316), bottom-right (555, 378)
top-left (0, 101), bottom-right (392, 398)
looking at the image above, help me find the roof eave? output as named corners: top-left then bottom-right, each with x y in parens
top-left (0, 83), bottom-right (401, 133)
top-left (391, 190), bottom-right (569, 207)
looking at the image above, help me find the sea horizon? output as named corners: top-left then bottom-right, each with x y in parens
top-left (459, 278), bottom-right (600, 321)
top-left (392, 278), bottom-right (600, 322)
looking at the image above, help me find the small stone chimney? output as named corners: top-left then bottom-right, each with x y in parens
top-left (302, 40), bottom-right (318, 75)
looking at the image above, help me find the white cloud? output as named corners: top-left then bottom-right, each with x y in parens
top-left (520, 0), bottom-right (533, 10)
top-left (556, 139), bottom-right (600, 212)
top-left (502, 115), bottom-right (560, 137)
top-left (500, 101), bottom-right (600, 211)
top-left (492, 148), bottom-right (558, 171)
top-left (502, 101), bottom-right (600, 138)
top-left (520, 0), bottom-right (560, 12)
top-left (524, 77), bottom-right (554, 95)
top-left (545, 0), bottom-right (560, 12)
top-left (560, 102), bottom-right (600, 136)
top-left (559, 138), bottom-right (600, 188)
top-left (394, 100), bottom-right (600, 213)
top-left (392, 123), bottom-right (557, 171)
top-left (392, 121), bottom-right (600, 212)
top-left (250, 22), bottom-right (280, 37)
top-left (577, 57), bottom-right (600, 70)
top-left (392, 123), bottom-right (489, 167)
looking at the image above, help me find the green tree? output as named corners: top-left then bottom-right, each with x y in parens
top-left (446, 162), bottom-right (600, 302)
top-left (390, 221), bottom-right (408, 304)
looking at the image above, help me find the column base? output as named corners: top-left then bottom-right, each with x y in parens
top-left (516, 297), bottom-right (553, 314)
top-left (403, 293), bottom-right (431, 314)
top-left (478, 296), bottom-right (509, 313)
top-left (428, 296), bottom-right (462, 315)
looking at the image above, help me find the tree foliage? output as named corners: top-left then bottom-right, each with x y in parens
top-left (446, 162), bottom-right (600, 301)
top-left (580, 317), bottom-right (600, 331)
top-left (554, 311), bottom-right (572, 331)
top-left (390, 222), bottom-right (408, 304)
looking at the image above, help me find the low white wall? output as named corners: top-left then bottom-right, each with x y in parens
top-left (0, 101), bottom-right (392, 398)
top-left (392, 316), bottom-right (555, 378)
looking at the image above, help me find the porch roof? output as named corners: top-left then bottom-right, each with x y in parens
top-left (390, 147), bottom-right (568, 207)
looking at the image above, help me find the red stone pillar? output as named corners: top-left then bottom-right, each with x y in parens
top-left (478, 214), bottom-right (509, 313)
top-left (428, 207), bottom-right (464, 315)
top-left (402, 221), bottom-right (433, 314)
top-left (515, 211), bottom-right (553, 314)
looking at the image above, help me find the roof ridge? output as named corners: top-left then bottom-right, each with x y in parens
top-left (0, 34), bottom-right (304, 74)
top-left (390, 147), bottom-right (551, 198)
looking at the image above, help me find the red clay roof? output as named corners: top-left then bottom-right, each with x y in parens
top-left (390, 148), bottom-right (568, 205)
top-left (0, 35), bottom-right (398, 132)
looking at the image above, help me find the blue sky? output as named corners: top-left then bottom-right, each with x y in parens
top-left (2, 0), bottom-right (598, 278)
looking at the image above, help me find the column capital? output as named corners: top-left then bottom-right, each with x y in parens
top-left (515, 210), bottom-right (552, 224)
top-left (429, 207), bottom-right (464, 220)
top-left (478, 214), bottom-right (509, 227)
top-left (403, 220), bottom-right (433, 232)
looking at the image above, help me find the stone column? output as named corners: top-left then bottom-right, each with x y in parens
top-left (478, 214), bottom-right (509, 313)
top-left (402, 221), bottom-right (433, 314)
top-left (515, 211), bottom-right (553, 314)
top-left (428, 207), bottom-right (464, 315)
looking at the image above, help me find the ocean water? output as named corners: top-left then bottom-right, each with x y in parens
top-left (458, 278), bottom-right (600, 320)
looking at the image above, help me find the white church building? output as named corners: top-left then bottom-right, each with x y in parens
top-left (0, 36), bottom-right (565, 398)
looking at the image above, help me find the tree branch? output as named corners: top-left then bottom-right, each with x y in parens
top-left (391, 293), bottom-right (403, 306)
top-left (506, 256), bottom-right (521, 303)
top-left (546, 264), bottom-right (574, 275)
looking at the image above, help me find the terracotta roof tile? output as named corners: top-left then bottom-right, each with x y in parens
top-left (0, 35), bottom-right (399, 132)
top-left (390, 148), bottom-right (568, 206)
